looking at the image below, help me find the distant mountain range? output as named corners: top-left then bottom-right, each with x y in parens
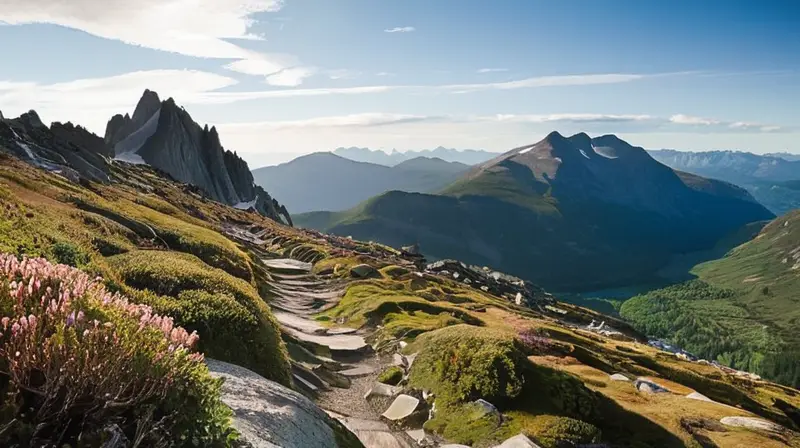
top-left (649, 149), bottom-right (800, 214)
top-left (767, 152), bottom-right (800, 162)
top-left (252, 153), bottom-right (469, 213)
top-left (333, 146), bottom-right (497, 166)
top-left (297, 132), bottom-right (774, 291)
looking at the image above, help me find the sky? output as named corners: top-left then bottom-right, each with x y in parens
top-left (1, 0), bottom-right (799, 168)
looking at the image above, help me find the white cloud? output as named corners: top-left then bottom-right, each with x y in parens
top-left (477, 68), bottom-right (509, 73)
top-left (669, 114), bottom-right (721, 126)
top-left (222, 113), bottom-right (438, 130)
top-left (0, 0), bottom-right (318, 86)
top-left (444, 74), bottom-right (646, 92)
top-left (375, 72), bottom-right (395, 77)
top-left (384, 26), bottom-right (415, 33)
top-left (490, 113), bottom-right (655, 124)
top-left (0, 70), bottom-right (238, 131)
top-left (328, 69), bottom-right (362, 80)
top-left (265, 67), bottom-right (319, 87)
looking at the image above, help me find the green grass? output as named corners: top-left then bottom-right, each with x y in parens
top-left (107, 250), bottom-right (291, 385)
top-left (377, 366), bottom-right (404, 385)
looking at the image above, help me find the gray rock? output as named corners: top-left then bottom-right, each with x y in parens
top-left (404, 353), bottom-right (419, 369)
top-left (720, 416), bottom-right (786, 433)
top-left (350, 264), bottom-right (379, 278)
top-left (99, 424), bottom-right (129, 448)
top-left (364, 383), bottom-right (402, 400)
top-left (474, 399), bottom-right (499, 417)
top-left (686, 392), bottom-right (714, 403)
top-left (440, 445), bottom-right (471, 448)
top-left (340, 364), bottom-right (377, 377)
top-left (406, 428), bottom-right (427, 443)
top-left (392, 353), bottom-right (407, 368)
top-left (381, 394), bottom-right (420, 421)
top-left (609, 373), bottom-right (630, 382)
top-left (494, 434), bottom-right (542, 448)
top-left (635, 378), bottom-right (670, 394)
top-left (207, 358), bottom-right (357, 448)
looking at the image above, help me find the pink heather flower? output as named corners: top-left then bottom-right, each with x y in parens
top-left (66, 312), bottom-right (75, 327)
top-left (1, 317), bottom-right (8, 329)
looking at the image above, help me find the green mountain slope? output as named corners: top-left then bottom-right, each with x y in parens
top-left (621, 210), bottom-right (800, 387)
top-left (296, 132), bottom-right (774, 291)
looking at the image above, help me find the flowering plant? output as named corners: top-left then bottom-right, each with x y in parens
top-left (0, 253), bottom-right (234, 447)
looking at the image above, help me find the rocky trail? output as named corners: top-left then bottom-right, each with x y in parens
top-left (260, 257), bottom-right (419, 448)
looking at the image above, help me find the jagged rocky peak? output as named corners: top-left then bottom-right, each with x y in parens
top-left (102, 89), bottom-right (292, 225)
top-left (19, 110), bottom-right (47, 129)
top-left (0, 110), bottom-right (5, 120)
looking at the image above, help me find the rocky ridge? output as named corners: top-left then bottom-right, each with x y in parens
top-left (105, 90), bottom-right (292, 225)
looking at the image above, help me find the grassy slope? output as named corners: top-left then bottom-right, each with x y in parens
top-left (622, 211), bottom-right (800, 386)
top-left (312, 254), bottom-right (800, 447)
top-left (0, 154), bottom-right (293, 385)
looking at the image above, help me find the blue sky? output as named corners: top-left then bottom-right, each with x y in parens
top-left (1, 0), bottom-right (798, 167)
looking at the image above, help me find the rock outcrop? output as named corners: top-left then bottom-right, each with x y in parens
top-left (104, 90), bottom-right (292, 225)
top-left (206, 358), bottom-right (362, 448)
top-left (0, 112), bottom-right (111, 183)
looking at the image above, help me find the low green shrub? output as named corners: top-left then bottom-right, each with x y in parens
top-left (108, 250), bottom-right (291, 385)
top-left (408, 325), bottom-right (527, 403)
top-left (378, 366), bottom-right (404, 385)
top-left (0, 253), bottom-right (235, 447)
top-left (520, 415), bottom-right (601, 448)
top-left (51, 241), bottom-right (90, 267)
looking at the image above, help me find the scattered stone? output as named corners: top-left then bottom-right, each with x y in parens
top-left (207, 358), bottom-right (354, 448)
top-left (635, 378), bottom-right (670, 394)
top-left (404, 352), bottom-right (419, 368)
top-left (340, 365), bottom-right (377, 378)
top-left (494, 433), bottom-right (542, 448)
top-left (364, 383), bottom-right (402, 400)
top-left (262, 258), bottom-right (313, 273)
top-left (325, 327), bottom-right (359, 336)
top-left (392, 353), bottom-right (407, 368)
top-left (398, 341), bottom-right (409, 350)
top-left (381, 394), bottom-right (421, 421)
top-left (720, 416), bottom-right (786, 433)
top-left (474, 399), bottom-right (499, 417)
top-left (609, 373), bottom-right (631, 382)
top-left (406, 428), bottom-right (427, 444)
top-left (350, 264), bottom-right (379, 278)
top-left (686, 392), bottom-right (714, 403)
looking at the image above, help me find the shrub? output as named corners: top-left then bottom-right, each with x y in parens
top-left (0, 253), bottom-right (235, 447)
top-left (408, 325), bottom-right (527, 403)
top-left (107, 250), bottom-right (291, 385)
top-left (519, 328), bottom-right (557, 354)
top-left (50, 241), bottom-right (90, 267)
top-left (378, 366), bottom-right (404, 385)
top-left (521, 415), bottom-right (601, 448)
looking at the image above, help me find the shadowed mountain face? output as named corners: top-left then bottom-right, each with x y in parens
top-left (0, 110), bottom-right (112, 184)
top-left (104, 90), bottom-right (292, 225)
top-left (649, 149), bottom-right (800, 215)
top-left (297, 132), bottom-right (774, 291)
top-left (252, 152), bottom-right (469, 213)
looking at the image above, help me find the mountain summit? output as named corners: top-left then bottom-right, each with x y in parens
top-left (297, 132), bottom-right (774, 290)
top-left (104, 90), bottom-right (292, 225)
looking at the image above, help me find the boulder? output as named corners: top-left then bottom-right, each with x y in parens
top-left (350, 264), bottom-right (379, 278)
top-left (609, 373), bottom-right (631, 382)
top-left (635, 378), bottom-right (670, 394)
top-left (474, 399), bottom-right (500, 418)
top-left (686, 392), bottom-right (715, 403)
top-left (381, 394), bottom-right (421, 422)
top-left (494, 434), bottom-right (542, 448)
top-left (364, 383), bottom-right (402, 400)
top-left (206, 359), bottom-right (359, 448)
top-left (720, 416), bottom-right (786, 433)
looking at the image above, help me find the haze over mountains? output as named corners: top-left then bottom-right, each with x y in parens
top-left (650, 149), bottom-right (800, 214)
top-left (333, 146), bottom-right (497, 166)
top-left (252, 152), bottom-right (469, 213)
top-left (297, 132), bottom-right (774, 291)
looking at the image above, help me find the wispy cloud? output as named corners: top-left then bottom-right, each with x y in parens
top-left (384, 26), bottom-right (415, 33)
top-left (477, 68), bottom-right (509, 73)
top-left (671, 114), bottom-right (782, 132)
top-left (0, 0), bottom-right (319, 87)
top-left (222, 113), bottom-right (439, 130)
top-left (327, 69), bottom-right (362, 80)
top-left (669, 114), bottom-right (720, 126)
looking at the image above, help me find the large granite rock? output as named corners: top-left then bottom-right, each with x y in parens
top-left (206, 358), bottom-right (362, 448)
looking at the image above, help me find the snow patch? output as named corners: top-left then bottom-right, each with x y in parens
top-left (592, 145), bottom-right (619, 159)
top-left (114, 108), bottom-right (161, 157)
top-left (16, 141), bottom-right (35, 160)
top-left (114, 151), bottom-right (147, 165)
top-left (579, 149), bottom-right (590, 159)
top-left (234, 196), bottom-right (259, 210)
top-left (518, 147), bottom-right (532, 154)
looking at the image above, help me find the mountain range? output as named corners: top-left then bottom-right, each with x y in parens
top-left (333, 146), bottom-right (497, 166)
top-left (649, 149), bottom-right (800, 215)
top-left (297, 132), bottom-right (774, 291)
top-left (252, 152), bottom-right (469, 213)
